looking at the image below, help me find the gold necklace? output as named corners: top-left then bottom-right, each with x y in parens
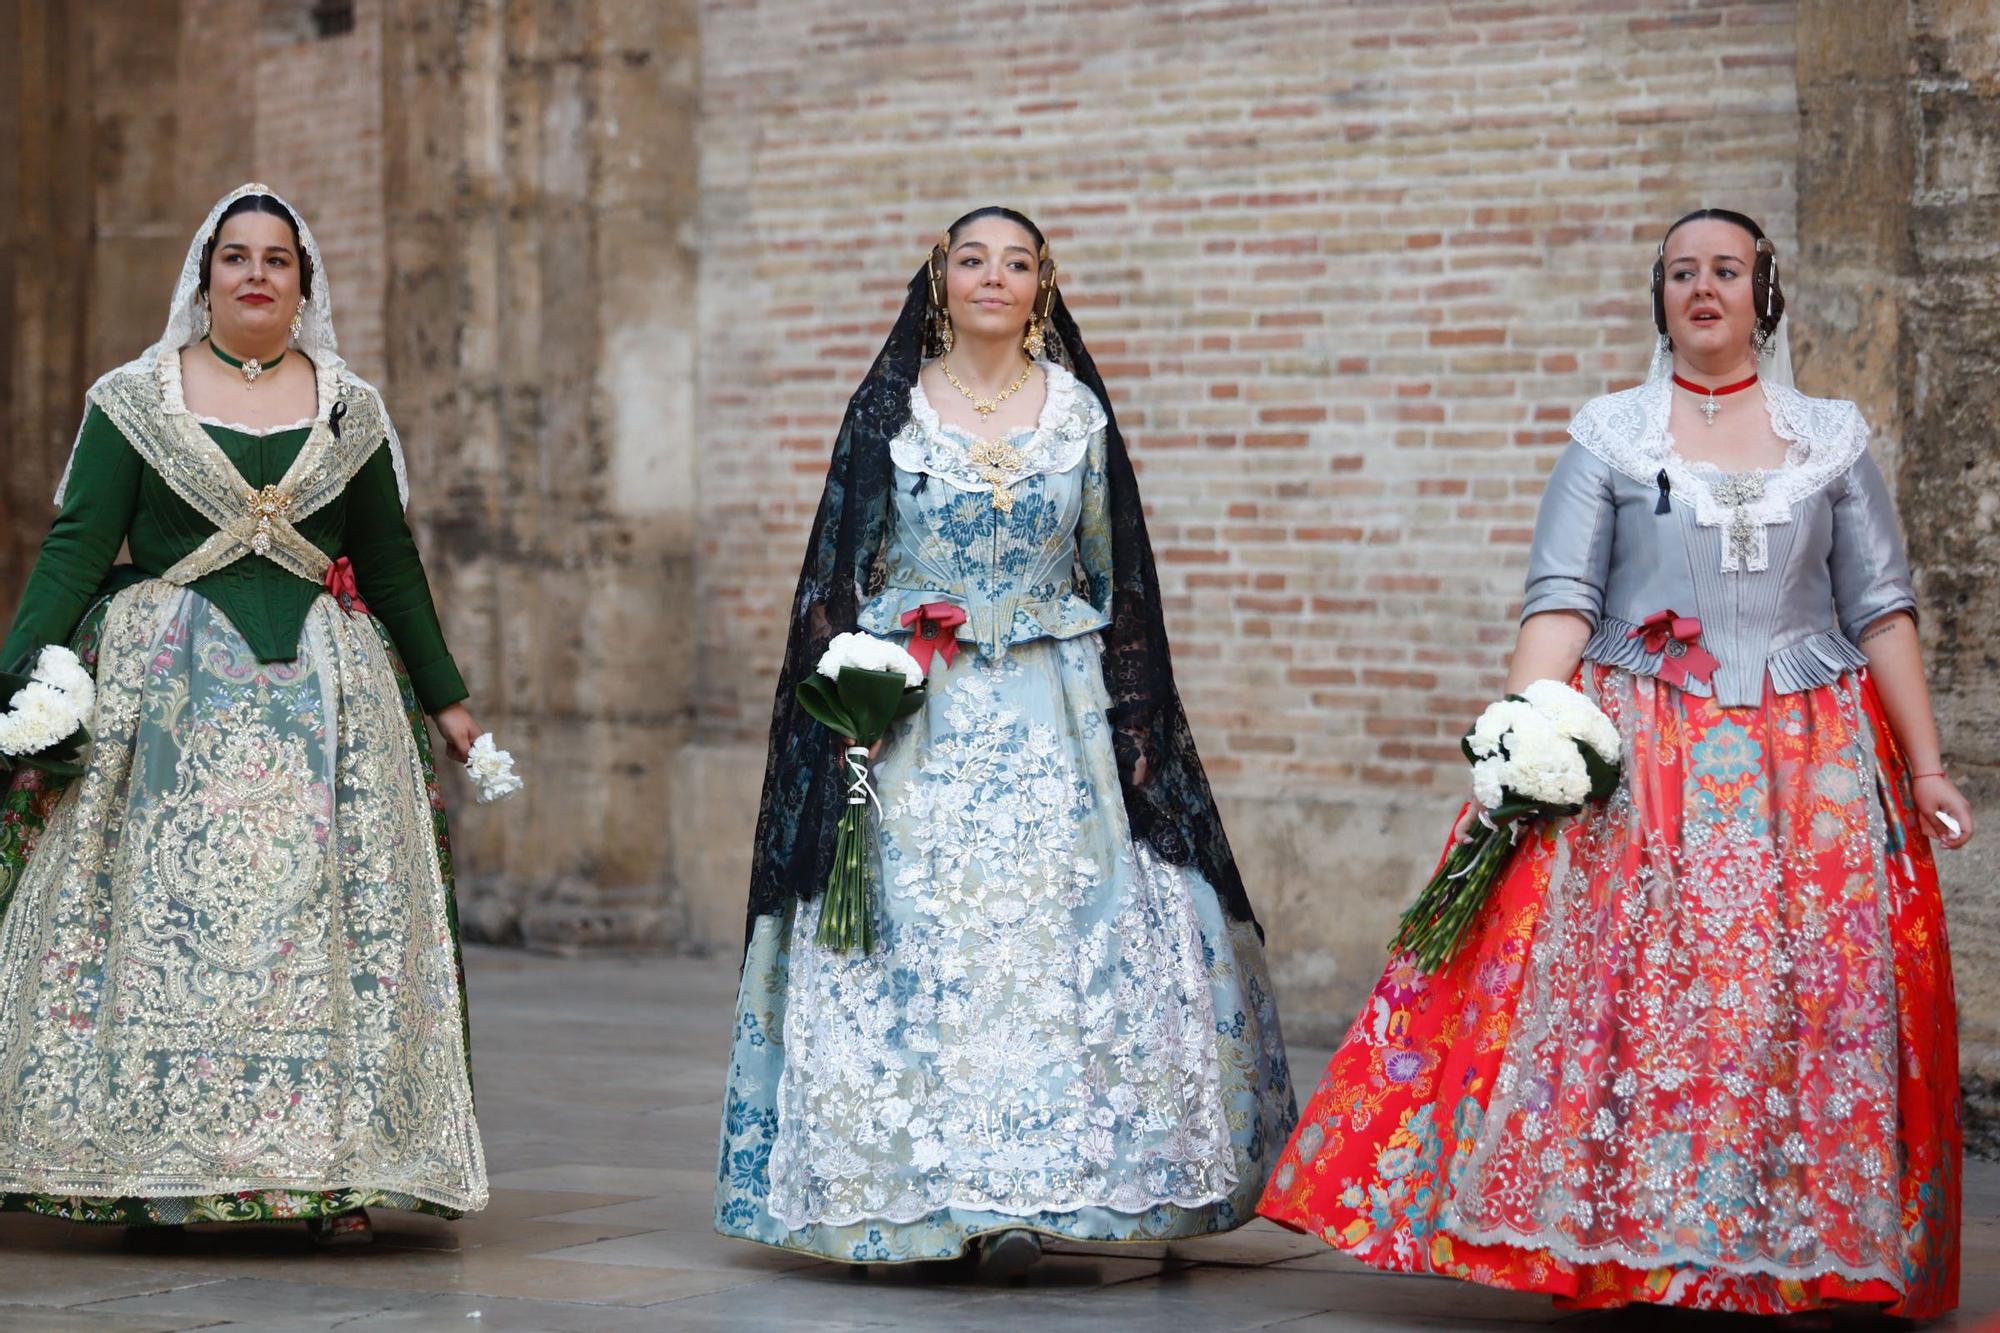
top-left (941, 357), bottom-right (1033, 419)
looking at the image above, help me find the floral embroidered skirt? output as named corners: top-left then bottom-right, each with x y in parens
top-left (1258, 665), bottom-right (1959, 1317)
top-left (0, 582), bottom-right (486, 1225)
top-left (717, 635), bottom-right (1295, 1261)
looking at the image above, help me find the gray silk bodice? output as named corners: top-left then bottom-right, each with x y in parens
top-left (1523, 377), bottom-right (1915, 708)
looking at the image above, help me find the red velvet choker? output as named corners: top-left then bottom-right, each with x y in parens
top-left (1671, 371), bottom-right (1759, 426)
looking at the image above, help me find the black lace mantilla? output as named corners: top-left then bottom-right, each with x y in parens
top-left (744, 268), bottom-right (1258, 947)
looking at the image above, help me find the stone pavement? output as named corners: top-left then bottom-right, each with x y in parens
top-left (1, 948), bottom-right (1994, 1331)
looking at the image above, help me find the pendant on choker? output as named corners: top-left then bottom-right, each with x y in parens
top-left (1671, 371), bottom-right (1758, 426)
top-left (209, 339), bottom-right (285, 385)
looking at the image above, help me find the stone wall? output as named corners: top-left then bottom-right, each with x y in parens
top-left (379, 0), bottom-right (703, 948)
top-left (0, 0), bottom-right (703, 950)
top-left (1, 0), bottom-right (389, 589)
top-left (1795, 0), bottom-right (2000, 1152)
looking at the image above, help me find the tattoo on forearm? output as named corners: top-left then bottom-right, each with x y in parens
top-left (1858, 620), bottom-right (1902, 647)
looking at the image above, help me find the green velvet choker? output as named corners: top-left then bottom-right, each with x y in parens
top-left (208, 338), bottom-right (286, 384)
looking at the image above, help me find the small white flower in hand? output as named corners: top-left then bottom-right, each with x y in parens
top-left (465, 733), bottom-right (524, 804)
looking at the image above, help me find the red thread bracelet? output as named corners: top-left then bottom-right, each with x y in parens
top-left (1912, 770), bottom-right (1946, 780)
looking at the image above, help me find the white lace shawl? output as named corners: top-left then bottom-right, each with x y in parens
top-left (1566, 377), bottom-right (1872, 573)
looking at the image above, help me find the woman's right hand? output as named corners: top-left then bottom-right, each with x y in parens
top-left (1451, 802), bottom-right (1485, 844)
top-left (1914, 773), bottom-right (1975, 849)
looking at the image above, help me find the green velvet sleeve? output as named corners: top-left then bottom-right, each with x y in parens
top-left (342, 442), bottom-right (469, 713)
top-left (1, 406), bottom-right (142, 675)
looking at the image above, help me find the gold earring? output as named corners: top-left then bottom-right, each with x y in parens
top-left (926, 236), bottom-right (954, 354)
top-left (289, 300), bottom-right (305, 342)
top-left (1023, 245), bottom-right (1056, 359)
top-left (198, 294), bottom-right (211, 339)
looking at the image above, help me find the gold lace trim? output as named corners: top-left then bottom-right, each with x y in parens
top-left (87, 348), bottom-right (383, 585)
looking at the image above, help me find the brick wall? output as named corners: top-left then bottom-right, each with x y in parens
top-left (695, 0), bottom-right (1800, 803)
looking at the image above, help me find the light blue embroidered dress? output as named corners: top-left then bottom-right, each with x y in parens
top-left (715, 362), bottom-right (1295, 1262)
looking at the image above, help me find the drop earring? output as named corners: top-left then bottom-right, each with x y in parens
top-left (1022, 243), bottom-right (1056, 361)
top-left (198, 294), bottom-right (211, 340)
top-left (926, 234), bottom-right (954, 355)
top-left (289, 300), bottom-right (305, 343)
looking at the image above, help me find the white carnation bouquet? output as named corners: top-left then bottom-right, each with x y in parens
top-left (794, 632), bottom-right (929, 952)
top-left (1391, 679), bottom-right (1622, 972)
top-left (0, 646), bottom-right (97, 778)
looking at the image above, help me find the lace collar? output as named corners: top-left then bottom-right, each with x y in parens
top-left (1567, 376), bottom-right (1872, 572)
top-left (157, 342), bottom-right (339, 435)
top-left (892, 360), bottom-right (1105, 490)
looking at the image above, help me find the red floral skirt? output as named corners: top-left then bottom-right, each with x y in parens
top-left (1259, 666), bottom-right (1959, 1317)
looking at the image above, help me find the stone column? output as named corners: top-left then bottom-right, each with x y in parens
top-left (1900, 1), bottom-right (2000, 1153)
top-left (381, 0), bottom-right (702, 947)
top-left (1797, 0), bottom-right (2000, 1152)
top-left (0, 2), bottom-right (96, 619)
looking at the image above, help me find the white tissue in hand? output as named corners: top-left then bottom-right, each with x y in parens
top-left (1936, 809), bottom-right (1961, 839)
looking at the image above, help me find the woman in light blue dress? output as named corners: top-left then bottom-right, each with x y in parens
top-left (716, 208), bottom-right (1294, 1273)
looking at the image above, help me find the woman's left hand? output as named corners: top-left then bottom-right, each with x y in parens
top-left (433, 703), bottom-right (482, 765)
top-left (1913, 773), bottom-right (1975, 849)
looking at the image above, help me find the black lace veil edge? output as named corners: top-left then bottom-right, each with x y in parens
top-left (743, 266), bottom-right (1258, 953)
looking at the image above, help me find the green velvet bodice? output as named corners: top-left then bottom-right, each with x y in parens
top-left (2, 405), bottom-right (466, 712)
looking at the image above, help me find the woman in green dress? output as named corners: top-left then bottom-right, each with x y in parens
top-left (0, 184), bottom-right (487, 1241)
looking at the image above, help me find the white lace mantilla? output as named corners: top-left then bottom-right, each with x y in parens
top-left (54, 182), bottom-right (411, 510)
top-left (1567, 377), bottom-right (1871, 573)
top-left (892, 361), bottom-right (1106, 492)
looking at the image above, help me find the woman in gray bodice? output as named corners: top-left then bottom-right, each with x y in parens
top-left (1261, 208), bottom-right (1968, 1319)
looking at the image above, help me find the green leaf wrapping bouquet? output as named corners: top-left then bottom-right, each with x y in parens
top-left (1391, 678), bottom-right (1622, 973)
top-left (794, 632), bottom-right (929, 952)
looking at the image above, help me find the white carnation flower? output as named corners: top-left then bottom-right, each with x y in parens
top-left (0, 681), bottom-right (75, 756)
top-left (1522, 678), bottom-right (1620, 763)
top-left (1466, 698), bottom-right (1537, 759)
top-left (1501, 711), bottom-right (1590, 806)
top-left (817, 632), bottom-right (924, 688)
top-left (2, 645), bottom-right (97, 758)
top-left (1470, 756), bottom-right (1509, 810)
top-left (32, 645), bottom-right (95, 708)
top-left (466, 733), bottom-right (525, 804)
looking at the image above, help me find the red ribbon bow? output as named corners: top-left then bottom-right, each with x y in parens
top-left (1628, 609), bottom-right (1719, 691)
top-left (901, 602), bottom-right (967, 675)
top-left (323, 556), bottom-right (369, 618)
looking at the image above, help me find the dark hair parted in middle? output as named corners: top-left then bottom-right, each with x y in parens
top-left (198, 193), bottom-right (315, 302)
top-left (1651, 207), bottom-right (1784, 344)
